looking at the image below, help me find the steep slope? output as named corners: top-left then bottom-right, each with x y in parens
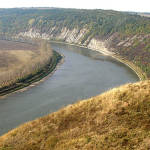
top-left (1, 80), bottom-right (150, 149)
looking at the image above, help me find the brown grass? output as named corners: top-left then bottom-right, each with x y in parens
top-left (0, 40), bottom-right (38, 50)
top-left (0, 40), bottom-right (53, 88)
top-left (1, 80), bottom-right (150, 149)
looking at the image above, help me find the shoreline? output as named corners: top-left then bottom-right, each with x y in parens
top-left (0, 51), bottom-right (64, 99)
top-left (111, 55), bottom-right (147, 81)
top-left (50, 40), bottom-right (146, 81)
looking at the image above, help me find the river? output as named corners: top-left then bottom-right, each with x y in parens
top-left (0, 42), bottom-right (138, 135)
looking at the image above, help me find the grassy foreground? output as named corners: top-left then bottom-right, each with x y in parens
top-left (1, 81), bottom-right (150, 149)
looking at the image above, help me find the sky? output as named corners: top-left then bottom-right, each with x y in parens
top-left (0, 0), bottom-right (149, 12)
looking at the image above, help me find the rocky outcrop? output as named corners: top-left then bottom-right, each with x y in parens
top-left (16, 27), bottom-right (113, 55)
top-left (18, 29), bottom-right (51, 40)
top-left (57, 28), bottom-right (87, 44)
top-left (17, 27), bottom-right (88, 44)
top-left (87, 38), bottom-right (114, 55)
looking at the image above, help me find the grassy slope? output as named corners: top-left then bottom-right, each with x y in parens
top-left (1, 81), bottom-right (150, 149)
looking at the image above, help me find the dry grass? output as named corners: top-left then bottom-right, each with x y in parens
top-left (0, 40), bottom-right (37, 50)
top-left (0, 50), bottom-right (34, 72)
top-left (1, 80), bottom-right (150, 149)
top-left (0, 40), bottom-right (53, 88)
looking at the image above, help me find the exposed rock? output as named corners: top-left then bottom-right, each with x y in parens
top-left (87, 38), bottom-right (114, 55)
top-left (55, 27), bottom-right (88, 44)
top-left (16, 27), bottom-right (112, 55)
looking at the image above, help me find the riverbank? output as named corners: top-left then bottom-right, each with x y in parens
top-left (50, 40), bottom-right (147, 81)
top-left (0, 51), bottom-right (63, 98)
top-left (111, 55), bottom-right (147, 81)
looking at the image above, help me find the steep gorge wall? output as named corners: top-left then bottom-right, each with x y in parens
top-left (16, 27), bottom-right (114, 55)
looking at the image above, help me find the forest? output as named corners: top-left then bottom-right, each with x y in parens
top-left (0, 8), bottom-right (150, 36)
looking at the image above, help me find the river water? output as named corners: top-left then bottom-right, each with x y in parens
top-left (0, 42), bottom-right (138, 135)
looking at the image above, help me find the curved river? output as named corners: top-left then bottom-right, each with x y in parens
top-left (0, 43), bottom-right (138, 135)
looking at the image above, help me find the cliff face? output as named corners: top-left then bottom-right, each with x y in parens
top-left (17, 28), bottom-right (88, 44)
top-left (16, 27), bottom-right (113, 55)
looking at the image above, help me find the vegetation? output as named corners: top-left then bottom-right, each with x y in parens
top-left (0, 8), bottom-right (150, 36)
top-left (1, 80), bottom-right (150, 149)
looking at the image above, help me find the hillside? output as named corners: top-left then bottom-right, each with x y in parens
top-left (0, 80), bottom-right (150, 149)
top-left (0, 8), bottom-right (149, 79)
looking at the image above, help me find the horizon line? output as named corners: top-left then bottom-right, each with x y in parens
top-left (0, 7), bottom-right (149, 13)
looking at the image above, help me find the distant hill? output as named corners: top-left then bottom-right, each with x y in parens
top-left (19, 7), bottom-right (57, 10)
